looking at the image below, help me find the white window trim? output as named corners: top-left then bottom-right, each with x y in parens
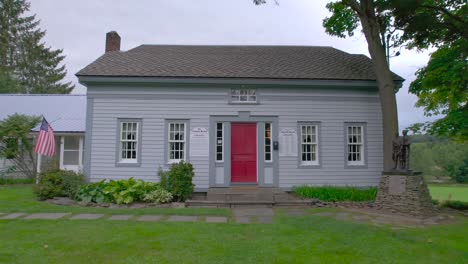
top-left (230, 88), bottom-right (257, 104)
top-left (216, 122), bottom-right (224, 163)
top-left (265, 122), bottom-right (273, 162)
top-left (346, 124), bottom-right (365, 166)
top-left (168, 121), bottom-right (187, 164)
top-left (119, 121), bottom-right (139, 164)
top-left (299, 123), bottom-right (319, 166)
top-left (60, 136), bottom-right (84, 172)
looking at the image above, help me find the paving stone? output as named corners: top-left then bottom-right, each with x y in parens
top-left (312, 212), bottom-right (334, 217)
top-left (136, 215), bottom-right (163, 222)
top-left (0, 213), bottom-right (27, 219)
top-left (23, 213), bottom-right (70, 220)
top-left (257, 216), bottom-right (273, 224)
top-left (335, 212), bottom-right (350, 221)
top-left (70, 214), bottom-right (105, 220)
top-left (284, 209), bottom-right (307, 217)
top-left (167, 215), bottom-right (199, 222)
top-left (108, 215), bottom-right (133, 221)
top-left (235, 216), bottom-right (251, 224)
top-left (233, 208), bottom-right (274, 217)
top-left (205, 216), bottom-right (228, 223)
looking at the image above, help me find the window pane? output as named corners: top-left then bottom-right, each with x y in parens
top-left (63, 150), bottom-right (79, 165)
top-left (216, 122), bottom-right (223, 161)
top-left (265, 123), bottom-right (272, 161)
top-left (231, 88), bottom-right (257, 102)
top-left (120, 121), bottom-right (139, 161)
top-left (64, 136), bottom-right (80, 150)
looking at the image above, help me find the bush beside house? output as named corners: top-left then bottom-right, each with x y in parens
top-left (34, 170), bottom-right (84, 200)
top-left (159, 161), bottom-right (194, 202)
top-left (33, 161), bottom-right (194, 205)
top-left (292, 186), bottom-right (378, 202)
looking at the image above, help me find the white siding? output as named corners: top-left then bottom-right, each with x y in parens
top-left (87, 86), bottom-right (383, 188)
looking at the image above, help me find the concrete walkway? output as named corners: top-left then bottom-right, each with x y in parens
top-left (0, 208), bottom-right (277, 224)
top-left (0, 208), bottom-right (457, 227)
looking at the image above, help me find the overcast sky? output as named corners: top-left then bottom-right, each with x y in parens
top-left (29, 0), bottom-right (436, 129)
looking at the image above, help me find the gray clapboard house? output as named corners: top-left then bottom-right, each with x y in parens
top-left (76, 31), bottom-right (403, 191)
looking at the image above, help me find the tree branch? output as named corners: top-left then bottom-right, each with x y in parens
top-left (344, 0), bottom-right (363, 16)
top-left (420, 4), bottom-right (466, 25)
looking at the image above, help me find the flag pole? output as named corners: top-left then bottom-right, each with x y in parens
top-left (36, 153), bottom-right (41, 184)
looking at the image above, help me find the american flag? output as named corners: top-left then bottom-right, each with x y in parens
top-left (34, 118), bottom-right (56, 157)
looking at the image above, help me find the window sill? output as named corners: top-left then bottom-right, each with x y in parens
top-left (229, 102), bottom-right (259, 105)
top-left (116, 162), bottom-right (140, 167)
top-left (345, 162), bottom-right (367, 169)
top-left (298, 162), bottom-right (321, 169)
top-left (167, 160), bottom-right (186, 165)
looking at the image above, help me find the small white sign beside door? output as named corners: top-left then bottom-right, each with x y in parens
top-left (279, 127), bottom-right (298, 157)
top-left (190, 127), bottom-right (209, 157)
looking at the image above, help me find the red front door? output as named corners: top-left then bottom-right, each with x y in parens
top-left (231, 123), bottom-right (257, 183)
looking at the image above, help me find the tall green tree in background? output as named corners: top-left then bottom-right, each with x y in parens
top-left (256, 0), bottom-right (467, 165)
top-left (0, 0), bottom-right (74, 94)
top-left (390, 0), bottom-right (467, 141)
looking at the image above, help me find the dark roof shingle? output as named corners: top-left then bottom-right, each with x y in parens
top-left (76, 45), bottom-right (403, 81)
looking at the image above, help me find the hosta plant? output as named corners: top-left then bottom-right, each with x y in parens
top-left (143, 189), bottom-right (173, 204)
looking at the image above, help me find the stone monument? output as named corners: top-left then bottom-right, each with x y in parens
top-left (375, 130), bottom-right (436, 217)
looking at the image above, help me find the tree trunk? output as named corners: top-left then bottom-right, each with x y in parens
top-left (358, 0), bottom-right (399, 171)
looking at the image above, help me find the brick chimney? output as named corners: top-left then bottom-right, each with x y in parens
top-left (105, 31), bottom-right (120, 53)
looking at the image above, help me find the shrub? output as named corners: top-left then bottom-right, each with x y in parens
top-left (76, 178), bottom-right (170, 205)
top-left (103, 178), bottom-right (160, 204)
top-left (77, 181), bottom-right (113, 204)
top-left (439, 200), bottom-right (468, 210)
top-left (60, 171), bottom-right (85, 199)
top-left (143, 189), bottom-right (173, 204)
top-left (292, 186), bottom-right (378, 202)
top-left (159, 161), bottom-right (194, 202)
top-left (33, 170), bottom-right (84, 200)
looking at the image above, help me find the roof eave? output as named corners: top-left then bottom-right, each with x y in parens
top-left (77, 75), bottom-right (386, 88)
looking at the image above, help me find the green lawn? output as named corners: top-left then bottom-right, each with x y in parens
top-left (429, 184), bottom-right (468, 202)
top-left (0, 186), bottom-right (467, 263)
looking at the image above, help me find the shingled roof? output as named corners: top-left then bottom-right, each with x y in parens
top-left (77, 45), bottom-right (403, 81)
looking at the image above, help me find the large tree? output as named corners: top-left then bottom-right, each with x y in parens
top-left (389, 0), bottom-right (467, 141)
top-left (256, 0), bottom-right (401, 170)
top-left (0, 0), bottom-right (74, 94)
top-left (321, 0), bottom-right (400, 171)
top-left (255, 0), bottom-right (467, 167)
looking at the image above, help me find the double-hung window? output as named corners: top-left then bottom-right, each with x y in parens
top-left (168, 122), bottom-right (187, 163)
top-left (119, 120), bottom-right (140, 164)
top-left (299, 123), bottom-right (319, 166)
top-left (230, 88), bottom-right (257, 103)
top-left (265, 123), bottom-right (272, 162)
top-left (346, 124), bottom-right (365, 166)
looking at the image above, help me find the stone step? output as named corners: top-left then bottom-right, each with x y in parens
top-left (185, 199), bottom-right (317, 208)
top-left (207, 187), bottom-right (284, 195)
top-left (185, 200), bottom-right (275, 208)
top-left (207, 193), bottom-right (275, 201)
